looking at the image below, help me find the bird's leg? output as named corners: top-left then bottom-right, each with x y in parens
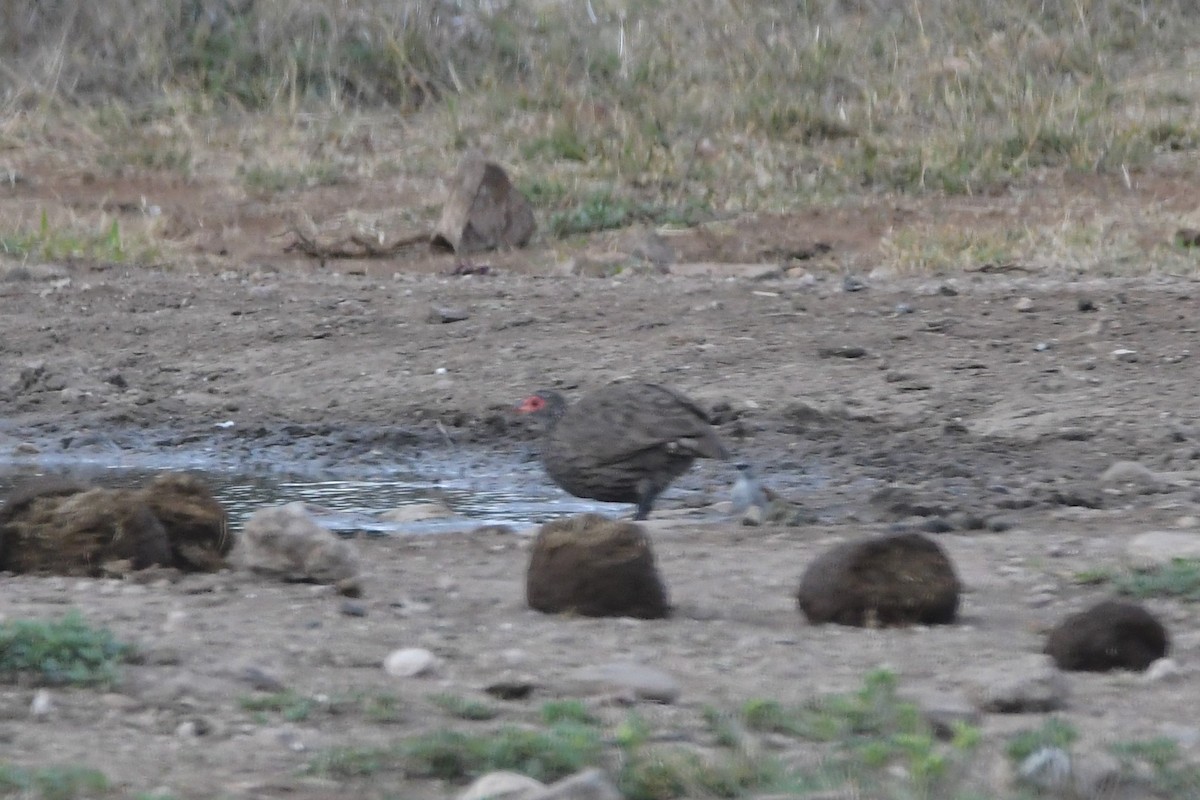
top-left (634, 480), bottom-right (659, 521)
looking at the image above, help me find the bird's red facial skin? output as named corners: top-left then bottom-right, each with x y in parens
top-left (516, 395), bottom-right (545, 414)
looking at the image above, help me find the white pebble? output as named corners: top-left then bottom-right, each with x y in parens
top-left (30, 690), bottom-right (54, 718)
top-left (384, 647), bottom-right (437, 678)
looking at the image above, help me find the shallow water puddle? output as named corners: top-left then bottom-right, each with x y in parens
top-left (0, 461), bottom-right (619, 535)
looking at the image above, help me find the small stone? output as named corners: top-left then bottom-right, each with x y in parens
top-left (1112, 348), bottom-right (1139, 363)
top-left (484, 679), bottom-right (536, 700)
top-left (458, 771), bottom-right (546, 800)
top-left (30, 690), bottom-right (53, 718)
top-left (1142, 657), bottom-right (1183, 683)
top-left (817, 345), bottom-right (867, 359)
top-left (1014, 296), bottom-right (1035, 312)
top-left (384, 647), bottom-right (437, 678)
top-left (380, 501), bottom-right (460, 523)
top-left (1077, 297), bottom-right (1098, 312)
top-left (427, 306), bottom-right (470, 324)
top-left (534, 768), bottom-right (622, 800)
top-left (1126, 530), bottom-right (1200, 568)
top-left (1099, 460), bottom-right (1163, 487)
top-left (740, 506), bottom-right (764, 526)
top-left (240, 666), bottom-right (286, 692)
top-left (340, 600), bottom-right (367, 617)
top-left (894, 303), bottom-right (914, 315)
top-left (971, 654), bottom-right (1067, 713)
top-left (1016, 747), bottom-right (1072, 792)
top-left (842, 275), bottom-right (867, 292)
top-left (13, 442), bottom-right (39, 455)
top-left (986, 517), bottom-right (1014, 533)
top-left (568, 662), bottom-right (680, 704)
top-left (235, 502), bottom-right (362, 591)
top-left (920, 516), bottom-right (954, 534)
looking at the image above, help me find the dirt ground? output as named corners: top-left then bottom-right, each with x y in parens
top-left (2, 155), bottom-right (1200, 798)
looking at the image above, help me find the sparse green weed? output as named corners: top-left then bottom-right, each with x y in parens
top-left (0, 611), bottom-right (132, 687)
top-left (1006, 717), bottom-right (1080, 763)
top-left (429, 693), bottom-right (500, 721)
top-left (1116, 559), bottom-right (1200, 600)
top-left (0, 763), bottom-right (109, 800)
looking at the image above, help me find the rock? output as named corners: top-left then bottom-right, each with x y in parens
top-left (1016, 747), bottom-right (1072, 792)
top-left (458, 771), bottom-right (546, 800)
top-left (380, 501), bottom-right (460, 523)
top-left (1099, 460), bottom-right (1163, 487)
top-left (796, 532), bottom-right (961, 627)
top-left (30, 689), bottom-right (53, 718)
top-left (567, 662), bottom-right (680, 704)
top-left (817, 345), bottom-right (867, 359)
top-left (484, 679), bottom-right (536, 700)
top-left (526, 514), bottom-right (669, 619)
top-left (842, 275), bottom-right (867, 292)
top-left (240, 666), bottom-right (286, 692)
top-left (1044, 600), bottom-right (1169, 672)
top-left (234, 502), bottom-right (362, 595)
top-left (1014, 296), bottom-right (1035, 312)
top-left (740, 506), bottom-right (764, 526)
top-left (971, 655), bottom-right (1067, 712)
top-left (340, 600), bottom-right (367, 618)
top-left (427, 306), bottom-right (470, 324)
top-left (1142, 657), bottom-right (1183, 683)
top-left (431, 151), bottom-right (535, 254)
top-left (532, 768), bottom-right (621, 800)
top-left (1112, 348), bottom-right (1139, 363)
top-left (1125, 530), bottom-right (1200, 568)
top-left (383, 647), bottom-right (437, 678)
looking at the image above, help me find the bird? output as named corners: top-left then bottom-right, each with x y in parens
top-left (515, 382), bottom-right (729, 520)
top-left (730, 462), bottom-right (769, 516)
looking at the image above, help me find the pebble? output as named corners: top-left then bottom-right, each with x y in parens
top-left (340, 600), bottom-right (367, 617)
top-left (970, 654), bottom-right (1068, 712)
top-left (817, 345), bottom-right (867, 359)
top-left (534, 768), bottom-right (622, 800)
top-left (1142, 657), bottom-right (1183, 683)
top-left (1014, 296), bottom-right (1035, 312)
top-left (384, 647), bottom-right (437, 678)
top-left (1016, 747), bottom-right (1071, 792)
top-left (458, 771), bottom-right (546, 800)
top-left (1112, 348), bottom-right (1139, 362)
top-left (1126, 530), bottom-right (1200, 568)
top-left (30, 689), bottom-right (53, 718)
top-left (842, 275), bottom-right (867, 292)
top-left (567, 662), bottom-right (681, 704)
top-left (240, 666), bottom-right (285, 691)
top-left (1099, 460), bottom-right (1162, 487)
top-left (427, 306), bottom-right (470, 323)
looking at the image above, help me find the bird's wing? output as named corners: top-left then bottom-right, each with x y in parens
top-left (554, 383), bottom-right (728, 463)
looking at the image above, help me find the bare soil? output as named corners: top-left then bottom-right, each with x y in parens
top-left (2, 159), bottom-right (1200, 798)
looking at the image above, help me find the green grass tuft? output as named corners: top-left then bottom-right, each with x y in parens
top-left (0, 612), bottom-right (132, 687)
top-left (1116, 559), bottom-right (1200, 600)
